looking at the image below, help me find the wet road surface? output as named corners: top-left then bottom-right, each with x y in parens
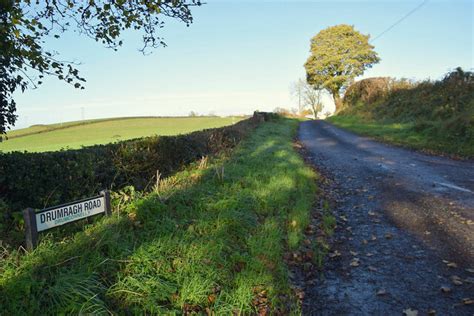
top-left (298, 120), bottom-right (474, 315)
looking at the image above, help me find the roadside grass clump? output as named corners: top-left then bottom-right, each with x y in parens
top-left (331, 68), bottom-right (474, 158)
top-left (311, 200), bottom-right (335, 269)
top-left (0, 118), bottom-right (318, 314)
top-left (321, 214), bottom-right (336, 237)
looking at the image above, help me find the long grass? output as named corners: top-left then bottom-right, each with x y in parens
top-left (0, 117), bottom-right (318, 314)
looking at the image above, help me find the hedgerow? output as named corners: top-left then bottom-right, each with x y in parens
top-left (335, 68), bottom-right (474, 157)
top-left (0, 113), bottom-right (273, 246)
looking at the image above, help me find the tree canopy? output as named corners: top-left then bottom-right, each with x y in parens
top-left (304, 24), bottom-right (380, 112)
top-left (0, 0), bottom-right (201, 135)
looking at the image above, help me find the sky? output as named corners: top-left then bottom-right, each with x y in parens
top-left (11, 0), bottom-right (473, 129)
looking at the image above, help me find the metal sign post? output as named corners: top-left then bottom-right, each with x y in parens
top-left (23, 208), bottom-right (38, 251)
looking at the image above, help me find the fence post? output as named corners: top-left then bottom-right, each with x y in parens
top-left (101, 190), bottom-right (112, 216)
top-left (23, 208), bottom-right (38, 251)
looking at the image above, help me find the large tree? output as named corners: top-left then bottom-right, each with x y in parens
top-left (0, 0), bottom-right (201, 135)
top-left (304, 24), bottom-right (380, 112)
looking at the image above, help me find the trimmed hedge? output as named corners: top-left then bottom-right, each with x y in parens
top-left (0, 112), bottom-right (273, 245)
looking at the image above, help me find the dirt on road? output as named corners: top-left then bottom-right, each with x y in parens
top-left (298, 120), bottom-right (474, 315)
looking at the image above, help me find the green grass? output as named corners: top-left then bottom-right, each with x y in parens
top-left (0, 118), bottom-right (318, 314)
top-left (0, 116), bottom-right (244, 153)
top-left (328, 115), bottom-right (474, 158)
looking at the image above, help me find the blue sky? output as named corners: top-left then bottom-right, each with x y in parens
top-left (12, 0), bottom-right (473, 128)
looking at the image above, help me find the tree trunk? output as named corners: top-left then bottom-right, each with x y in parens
top-left (311, 105), bottom-right (317, 119)
top-left (332, 91), bottom-right (342, 113)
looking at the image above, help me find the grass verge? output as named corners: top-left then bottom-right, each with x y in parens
top-left (0, 117), bottom-right (317, 314)
top-left (328, 115), bottom-right (474, 159)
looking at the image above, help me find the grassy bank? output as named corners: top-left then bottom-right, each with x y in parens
top-left (328, 115), bottom-right (474, 158)
top-left (333, 69), bottom-right (474, 158)
top-left (0, 116), bottom-right (243, 152)
top-left (0, 118), bottom-right (317, 314)
top-left (0, 116), bottom-right (260, 248)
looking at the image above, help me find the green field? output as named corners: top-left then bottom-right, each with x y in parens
top-left (0, 116), bottom-right (244, 152)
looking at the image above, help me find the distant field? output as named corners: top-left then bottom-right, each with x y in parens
top-left (0, 116), bottom-right (244, 153)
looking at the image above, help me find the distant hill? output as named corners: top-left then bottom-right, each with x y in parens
top-left (0, 116), bottom-right (244, 153)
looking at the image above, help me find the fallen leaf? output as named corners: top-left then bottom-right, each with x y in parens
top-left (451, 275), bottom-right (463, 285)
top-left (385, 233), bottom-right (393, 239)
top-left (362, 239), bottom-right (368, 245)
top-left (350, 251), bottom-right (358, 256)
top-left (462, 298), bottom-right (473, 305)
top-left (446, 262), bottom-right (458, 268)
top-left (440, 286), bottom-right (451, 293)
top-left (295, 289), bottom-right (305, 300)
top-left (403, 308), bottom-right (418, 316)
top-left (368, 266), bottom-right (377, 272)
top-left (376, 289), bottom-right (387, 296)
top-left (328, 250), bottom-right (341, 258)
top-left (427, 309), bottom-right (436, 315)
top-left (366, 252), bottom-right (374, 257)
top-left (466, 268), bottom-right (474, 274)
top-left (371, 235), bottom-right (377, 241)
top-left (350, 258), bottom-right (360, 267)
top-left (368, 211), bottom-right (376, 216)
top-left (464, 277), bottom-right (474, 284)
top-left (207, 294), bottom-right (216, 304)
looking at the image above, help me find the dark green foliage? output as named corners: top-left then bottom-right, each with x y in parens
top-left (336, 68), bottom-right (474, 157)
top-left (0, 115), bottom-right (266, 246)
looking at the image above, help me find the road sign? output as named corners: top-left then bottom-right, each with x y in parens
top-left (23, 190), bottom-right (111, 250)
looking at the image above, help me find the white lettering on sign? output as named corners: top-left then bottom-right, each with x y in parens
top-left (36, 196), bottom-right (105, 232)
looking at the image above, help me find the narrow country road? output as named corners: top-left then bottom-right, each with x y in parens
top-left (298, 120), bottom-right (474, 315)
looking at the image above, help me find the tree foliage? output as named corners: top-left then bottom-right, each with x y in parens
top-left (304, 24), bottom-right (380, 112)
top-left (0, 0), bottom-right (201, 134)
